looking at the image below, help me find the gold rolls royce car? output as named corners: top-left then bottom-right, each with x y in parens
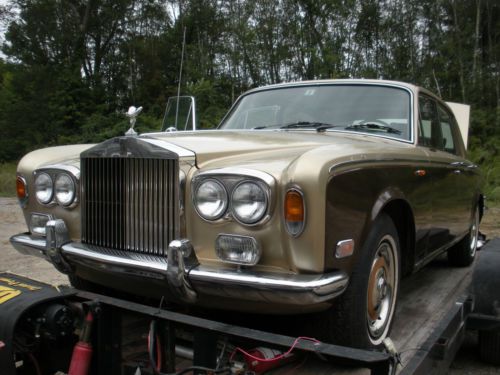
top-left (10, 80), bottom-right (483, 348)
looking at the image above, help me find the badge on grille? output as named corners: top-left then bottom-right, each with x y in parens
top-left (125, 106), bottom-right (143, 136)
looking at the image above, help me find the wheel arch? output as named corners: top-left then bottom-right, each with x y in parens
top-left (378, 199), bottom-right (416, 276)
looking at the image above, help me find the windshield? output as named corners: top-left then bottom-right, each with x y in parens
top-left (219, 84), bottom-right (412, 141)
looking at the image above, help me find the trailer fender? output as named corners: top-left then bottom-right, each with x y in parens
top-left (0, 273), bottom-right (75, 375)
top-left (472, 238), bottom-right (500, 316)
top-left (471, 238), bottom-right (500, 365)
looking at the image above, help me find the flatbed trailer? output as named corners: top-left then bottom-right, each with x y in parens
top-left (1, 240), bottom-right (499, 375)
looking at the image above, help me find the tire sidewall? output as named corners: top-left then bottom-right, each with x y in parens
top-left (448, 205), bottom-right (479, 267)
top-left (352, 213), bottom-right (401, 347)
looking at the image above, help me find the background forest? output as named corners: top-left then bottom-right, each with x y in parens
top-left (0, 0), bottom-right (500, 198)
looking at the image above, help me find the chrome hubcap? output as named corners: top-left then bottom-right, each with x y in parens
top-left (367, 235), bottom-right (398, 344)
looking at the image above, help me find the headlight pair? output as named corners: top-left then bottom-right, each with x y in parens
top-left (35, 171), bottom-right (77, 207)
top-left (194, 178), bottom-right (269, 225)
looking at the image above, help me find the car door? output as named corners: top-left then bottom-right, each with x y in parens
top-left (436, 102), bottom-right (475, 235)
top-left (417, 94), bottom-right (466, 254)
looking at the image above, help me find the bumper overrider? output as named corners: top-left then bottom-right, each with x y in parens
top-left (10, 219), bottom-right (349, 308)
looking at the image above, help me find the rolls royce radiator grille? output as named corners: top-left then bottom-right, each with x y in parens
top-left (81, 157), bottom-right (178, 256)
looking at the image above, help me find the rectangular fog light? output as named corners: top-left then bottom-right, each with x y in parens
top-left (215, 234), bottom-right (261, 266)
top-left (30, 213), bottom-right (52, 237)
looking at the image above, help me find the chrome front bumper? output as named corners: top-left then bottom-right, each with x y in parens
top-left (10, 221), bottom-right (349, 307)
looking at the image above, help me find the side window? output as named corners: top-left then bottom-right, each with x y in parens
top-left (418, 95), bottom-right (438, 148)
top-left (437, 105), bottom-right (456, 154)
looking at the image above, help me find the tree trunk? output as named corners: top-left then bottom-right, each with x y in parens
top-left (472, 0), bottom-right (481, 86)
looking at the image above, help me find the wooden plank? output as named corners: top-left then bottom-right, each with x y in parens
top-left (392, 255), bottom-right (473, 370)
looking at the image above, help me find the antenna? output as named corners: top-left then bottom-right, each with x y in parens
top-left (175, 27), bottom-right (187, 129)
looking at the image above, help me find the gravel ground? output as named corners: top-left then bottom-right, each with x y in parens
top-left (0, 197), bottom-right (68, 286)
top-left (0, 197), bottom-right (499, 373)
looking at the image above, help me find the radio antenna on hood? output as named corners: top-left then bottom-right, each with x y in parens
top-left (175, 27), bottom-right (187, 129)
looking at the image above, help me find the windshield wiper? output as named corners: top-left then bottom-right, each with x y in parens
top-left (280, 121), bottom-right (334, 129)
top-left (252, 121), bottom-right (337, 132)
top-left (344, 123), bottom-right (401, 134)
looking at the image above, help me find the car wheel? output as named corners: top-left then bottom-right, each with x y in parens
top-left (316, 213), bottom-right (400, 348)
top-left (447, 207), bottom-right (479, 267)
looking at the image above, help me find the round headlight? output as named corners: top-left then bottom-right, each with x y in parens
top-left (194, 179), bottom-right (228, 220)
top-left (35, 172), bottom-right (53, 204)
top-left (55, 173), bottom-right (76, 206)
top-left (231, 181), bottom-right (267, 224)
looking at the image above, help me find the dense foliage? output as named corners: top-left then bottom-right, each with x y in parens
top-left (1, 0), bottom-right (500, 197)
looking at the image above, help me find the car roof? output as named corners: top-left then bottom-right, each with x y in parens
top-left (244, 79), bottom-right (419, 95)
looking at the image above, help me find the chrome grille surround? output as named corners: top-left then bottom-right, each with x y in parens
top-left (81, 137), bottom-right (180, 257)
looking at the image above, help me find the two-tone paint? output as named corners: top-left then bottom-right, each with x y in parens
top-left (10, 80), bottom-right (482, 314)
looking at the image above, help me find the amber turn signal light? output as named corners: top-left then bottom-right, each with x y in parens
top-left (16, 176), bottom-right (27, 200)
top-left (285, 190), bottom-right (304, 222)
top-left (284, 189), bottom-right (305, 237)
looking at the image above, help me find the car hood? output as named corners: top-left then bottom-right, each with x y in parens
top-left (19, 130), bottom-right (414, 178)
top-left (144, 129), bottom-right (412, 169)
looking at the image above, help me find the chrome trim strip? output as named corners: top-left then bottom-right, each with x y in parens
top-left (64, 241), bottom-right (348, 304)
top-left (284, 186), bottom-right (306, 237)
top-left (37, 164), bottom-right (81, 179)
top-left (192, 169), bottom-right (275, 226)
top-left (34, 166), bottom-right (80, 208)
top-left (189, 268), bottom-right (347, 297)
top-left (63, 242), bottom-right (168, 273)
top-left (329, 158), bottom-right (430, 176)
top-left (195, 167), bottom-right (275, 186)
top-left (16, 175), bottom-right (29, 208)
top-left (9, 233), bottom-right (349, 306)
top-left (191, 96), bottom-right (197, 131)
top-left (140, 138), bottom-right (195, 158)
top-left (218, 81), bottom-right (416, 145)
top-left (10, 233), bottom-right (47, 258)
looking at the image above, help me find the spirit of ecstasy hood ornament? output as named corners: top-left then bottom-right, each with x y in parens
top-left (125, 106), bottom-right (143, 136)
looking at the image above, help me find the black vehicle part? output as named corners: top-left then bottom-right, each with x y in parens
top-left (470, 237), bottom-right (500, 365)
top-left (478, 331), bottom-right (500, 365)
top-left (77, 290), bottom-right (393, 375)
top-left (0, 272), bottom-right (76, 375)
top-left (69, 274), bottom-right (102, 293)
top-left (28, 303), bottom-right (75, 340)
top-left (472, 237), bottom-right (500, 315)
top-left (1, 270), bottom-right (486, 375)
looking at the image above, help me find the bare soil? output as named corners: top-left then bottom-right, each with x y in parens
top-left (0, 197), bottom-right (499, 374)
top-left (0, 197), bottom-right (68, 286)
